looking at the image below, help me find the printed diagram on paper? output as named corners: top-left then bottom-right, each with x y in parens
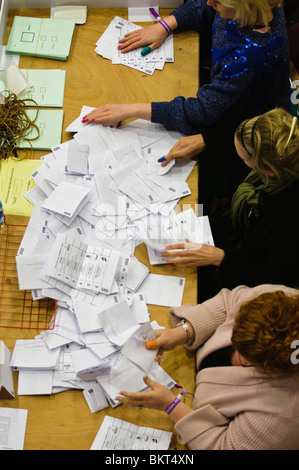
top-left (46, 232), bottom-right (120, 295)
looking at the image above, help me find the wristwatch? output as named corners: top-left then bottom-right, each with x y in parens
top-left (175, 319), bottom-right (190, 344)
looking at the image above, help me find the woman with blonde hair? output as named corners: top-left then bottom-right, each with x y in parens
top-left (162, 108), bottom-right (299, 300)
top-left (82, 0), bottom-right (291, 136)
top-left (116, 283), bottom-right (299, 449)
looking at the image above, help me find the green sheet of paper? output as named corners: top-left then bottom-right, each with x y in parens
top-left (6, 16), bottom-right (75, 61)
top-left (17, 108), bottom-right (64, 150)
top-left (0, 69), bottom-right (66, 107)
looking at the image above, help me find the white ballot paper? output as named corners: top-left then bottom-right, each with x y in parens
top-left (10, 338), bottom-right (60, 370)
top-left (42, 181), bottom-right (91, 219)
top-left (83, 382), bottom-right (109, 413)
top-left (138, 274), bottom-right (185, 307)
top-left (66, 140), bottom-right (89, 175)
top-left (0, 408), bottom-right (28, 450)
top-left (138, 209), bottom-right (215, 265)
top-left (16, 253), bottom-right (50, 290)
top-left (100, 299), bottom-right (139, 346)
top-left (45, 230), bottom-right (121, 295)
top-left (91, 416), bottom-right (172, 450)
top-left (17, 369), bottom-right (53, 395)
top-left (0, 341), bottom-right (15, 399)
top-left (121, 322), bottom-right (157, 373)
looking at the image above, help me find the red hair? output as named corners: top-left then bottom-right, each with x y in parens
top-left (231, 290), bottom-right (299, 376)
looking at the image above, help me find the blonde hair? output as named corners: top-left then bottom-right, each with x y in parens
top-left (235, 108), bottom-right (299, 178)
top-left (231, 290), bottom-right (299, 377)
top-left (220, 0), bottom-right (283, 28)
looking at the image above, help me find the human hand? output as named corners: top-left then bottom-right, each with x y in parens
top-left (162, 240), bottom-right (225, 266)
top-left (145, 327), bottom-right (192, 361)
top-left (115, 375), bottom-right (175, 411)
top-left (118, 23), bottom-right (168, 54)
top-left (81, 104), bottom-right (131, 127)
top-left (81, 103), bottom-right (151, 127)
top-left (160, 134), bottom-right (206, 167)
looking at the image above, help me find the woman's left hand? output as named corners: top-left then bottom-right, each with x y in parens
top-left (115, 375), bottom-right (175, 411)
top-left (162, 241), bottom-right (225, 267)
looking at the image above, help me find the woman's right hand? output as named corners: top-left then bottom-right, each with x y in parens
top-left (146, 325), bottom-right (194, 361)
top-left (118, 23), bottom-right (169, 53)
top-left (160, 134), bottom-right (206, 167)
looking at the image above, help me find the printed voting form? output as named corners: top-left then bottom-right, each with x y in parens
top-left (137, 208), bottom-right (215, 265)
top-left (95, 16), bottom-right (174, 76)
top-left (91, 416), bottom-right (172, 450)
top-left (44, 230), bottom-right (121, 294)
top-left (0, 408), bottom-right (28, 450)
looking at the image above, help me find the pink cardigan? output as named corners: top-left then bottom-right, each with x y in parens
top-left (169, 284), bottom-right (299, 450)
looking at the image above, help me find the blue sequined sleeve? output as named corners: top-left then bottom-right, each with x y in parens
top-left (151, 8), bottom-right (290, 136)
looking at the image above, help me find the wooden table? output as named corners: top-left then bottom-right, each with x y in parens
top-left (0, 8), bottom-right (199, 450)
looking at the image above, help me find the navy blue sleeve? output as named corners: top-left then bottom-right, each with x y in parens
top-left (172, 0), bottom-right (215, 32)
top-left (151, 66), bottom-right (256, 135)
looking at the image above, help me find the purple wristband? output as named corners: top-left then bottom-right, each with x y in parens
top-left (165, 397), bottom-right (181, 414)
top-left (149, 8), bottom-right (171, 34)
top-left (159, 19), bottom-right (171, 34)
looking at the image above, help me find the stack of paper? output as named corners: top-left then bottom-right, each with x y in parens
top-left (95, 16), bottom-right (174, 75)
top-left (0, 158), bottom-right (41, 217)
top-left (10, 113), bottom-right (212, 410)
top-left (0, 68), bottom-right (66, 107)
top-left (17, 108), bottom-right (64, 150)
top-left (136, 208), bottom-right (214, 265)
top-left (6, 16), bottom-right (75, 61)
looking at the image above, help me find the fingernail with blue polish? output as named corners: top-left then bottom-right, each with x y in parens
top-left (158, 156), bottom-right (166, 162)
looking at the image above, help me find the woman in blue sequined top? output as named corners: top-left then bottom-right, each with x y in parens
top-left (83, 0), bottom-right (291, 136)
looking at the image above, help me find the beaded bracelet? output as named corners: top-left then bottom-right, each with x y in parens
top-left (149, 7), bottom-right (172, 35)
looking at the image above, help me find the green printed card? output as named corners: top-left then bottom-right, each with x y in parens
top-left (0, 69), bottom-right (66, 107)
top-left (6, 16), bottom-right (75, 61)
top-left (17, 108), bottom-right (64, 150)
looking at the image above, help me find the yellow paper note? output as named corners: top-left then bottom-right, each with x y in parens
top-left (0, 158), bottom-right (41, 216)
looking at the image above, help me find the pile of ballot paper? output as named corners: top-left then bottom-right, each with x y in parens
top-left (11, 108), bottom-right (214, 412)
top-left (95, 16), bottom-right (174, 75)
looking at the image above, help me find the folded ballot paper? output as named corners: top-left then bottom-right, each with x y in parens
top-left (0, 341), bottom-right (15, 399)
top-left (95, 16), bottom-right (174, 75)
top-left (11, 114), bottom-right (214, 410)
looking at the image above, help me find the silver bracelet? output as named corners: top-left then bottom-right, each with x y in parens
top-left (175, 319), bottom-right (190, 344)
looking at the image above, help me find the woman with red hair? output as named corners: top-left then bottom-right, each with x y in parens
top-left (116, 284), bottom-right (299, 449)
